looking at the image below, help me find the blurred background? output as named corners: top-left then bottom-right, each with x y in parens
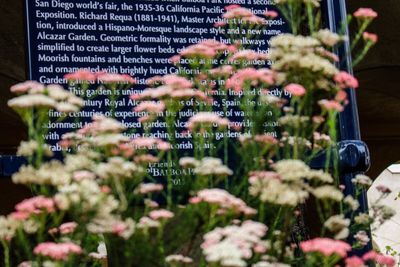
top-left (0, 0), bottom-right (398, 214)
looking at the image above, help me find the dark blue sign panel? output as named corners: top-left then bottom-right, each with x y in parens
top-left (24, 0), bottom-right (286, 151)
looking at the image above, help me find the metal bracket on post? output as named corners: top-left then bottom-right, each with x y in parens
top-left (338, 140), bottom-right (370, 174)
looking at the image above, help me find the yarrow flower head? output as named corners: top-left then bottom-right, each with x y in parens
top-left (363, 32), bottom-right (378, 43)
top-left (201, 220), bottom-right (268, 267)
top-left (300, 237), bottom-right (351, 258)
top-left (187, 112), bottom-right (230, 132)
top-left (64, 69), bottom-right (96, 82)
top-left (33, 242), bottom-right (82, 261)
top-left (353, 8), bottom-right (378, 19)
top-left (334, 71), bottom-right (359, 89)
top-left (284, 83), bottom-right (306, 96)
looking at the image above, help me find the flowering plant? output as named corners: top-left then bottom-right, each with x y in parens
top-left (2, 1), bottom-right (395, 267)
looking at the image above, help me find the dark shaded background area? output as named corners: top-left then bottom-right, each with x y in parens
top-left (0, 1), bottom-right (399, 214)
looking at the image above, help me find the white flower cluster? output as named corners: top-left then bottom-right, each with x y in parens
top-left (179, 157), bottom-right (233, 176)
top-left (0, 215), bottom-right (20, 241)
top-left (202, 220), bottom-right (268, 267)
top-left (8, 82), bottom-right (84, 112)
top-left (191, 189), bottom-right (256, 215)
top-left (17, 140), bottom-right (53, 157)
top-left (249, 160), bottom-right (342, 206)
top-left (95, 157), bottom-right (143, 180)
top-left (55, 180), bottom-right (118, 215)
top-left (12, 161), bottom-right (72, 186)
top-left (270, 34), bottom-right (338, 78)
top-left (324, 214), bottom-right (350, 239)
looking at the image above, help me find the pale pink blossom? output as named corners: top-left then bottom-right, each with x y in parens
top-left (334, 71), bottom-right (359, 89)
top-left (209, 65), bottom-right (234, 76)
top-left (318, 100), bottom-right (344, 112)
top-left (335, 90), bottom-right (348, 102)
top-left (363, 251), bottom-right (396, 267)
top-left (169, 55), bottom-right (181, 64)
top-left (300, 238), bottom-right (351, 258)
top-left (264, 10), bottom-right (279, 18)
top-left (15, 196), bottom-right (55, 216)
top-left (112, 222), bottom-right (128, 235)
top-left (135, 183), bottom-right (164, 194)
top-left (191, 188), bottom-right (256, 215)
top-left (229, 50), bottom-right (268, 62)
top-left (34, 242), bottom-right (82, 260)
top-left (180, 44), bottom-right (217, 58)
top-left (134, 154), bottom-right (159, 164)
top-left (353, 8), bottom-right (378, 19)
top-left (64, 69), bottom-right (96, 82)
top-left (97, 73), bottom-right (135, 84)
top-left (225, 4), bottom-right (241, 10)
top-left (73, 170), bottom-right (96, 181)
top-left (226, 68), bottom-right (275, 92)
top-left (59, 222), bottom-right (78, 235)
top-left (134, 101), bottom-right (165, 113)
top-left (9, 211), bottom-right (30, 221)
top-left (187, 112), bottom-right (230, 131)
top-left (10, 81), bottom-right (44, 94)
top-left (214, 21), bottom-right (227, 27)
top-left (284, 83), bottom-right (306, 96)
top-left (162, 75), bottom-right (193, 88)
top-left (149, 209), bottom-right (174, 220)
top-left (345, 256), bottom-right (365, 267)
top-left (101, 185), bottom-right (112, 194)
top-left (363, 32), bottom-right (378, 43)
top-left (166, 254), bottom-right (193, 264)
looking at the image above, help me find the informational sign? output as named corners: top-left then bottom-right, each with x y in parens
top-left (25, 0), bottom-right (287, 153)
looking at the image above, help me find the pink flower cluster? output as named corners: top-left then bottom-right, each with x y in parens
top-left (264, 10), bottom-right (278, 18)
top-left (300, 238), bottom-right (351, 258)
top-left (10, 81), bottom-right (45, 94)
top-left (149, 209), bottom-right (174, 220)
top-left (363, 32), bottom-right (378, 43)
top-left (363, 251), bottom-right (396, 267)
top-left (78, 114), bottom-right (126, 135)
top-left (209, 65), bottom-right (234, 77)
top-left (179, 39), bottom-right (231, 59)
top-left (318, 99), bottom-right (344, 112)
top-left (248, 171), bottom-right (281, 184)
top-left (133, 101), bottom-right (165, 114)
top-left (226, 68), bottom-right (276, 92)
top-left (11, 196), bottom-right (55, 220)
top-left (187, 112), bottom-right (230, 132)
top-left (223, 5), bottom-right (266, 25)
top-left (353, 8), bottom-right (378, 19)
top-left (344, 251), bottom-right (396, 267)
top-left (334, 71), bottom-right (359, 89)
top-left (97, 72), bottom-right (136, 84)
top-left (33, 242), bottom-right (82, 260)
top-left (135, 183), bottom-right (164, 194)
top-left (64, 69), bottom-right (97, 82)
top-left (228, 50), bottom-right (268, 62)
top-left (190, 188), bottom-right (256, 215)
top-left (130, 137), bottom-right (170, 151)
top-left (284, 83), bottom-right (306, 96)
top-left (201, 220), bottom-right (268, 262)
top-left (49, 222), bottom-right (78, 235)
